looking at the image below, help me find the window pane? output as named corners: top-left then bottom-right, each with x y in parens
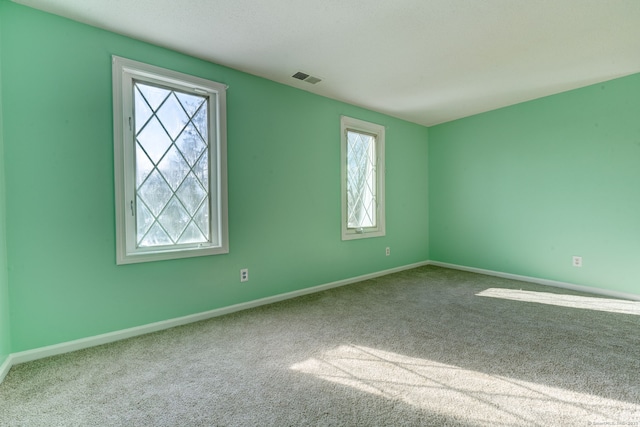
top-left (194, 203), bottom-right (210, 240)
top-left (175, 92), bottom-right (205, 117)
top-left (157, 146), bottom-right (190, 191)
top-left (140, 222), bottom-right (172, 247)
top-left (134, 86), bottom-right (153, 133)
top-left (137, 117), bottom-right (172, 164)
top-left (136, 83), bottom-right (170, 111)
top-left (193, 153), bottom-right (209, 189)
top-left (155, 93), bottom-right (189, 140)
top-left (176, 173), bottom-right (207, 215)
top-left (133, 81), bottom-right (211, 248)
top-left (137, 170), bottom-right (173, 217)
top-left (158, 196), bottom-right (191, 242)
top-left (193, 105), bottom-right (208, 140)
top-left (178, 221), bottom-right (207, 244)
top-left (346, 130), bottom-right (376, 228)
top-left (135, 144), bottom-right (154, 188)
top-left (136, 202), bottom-right (155, 244)
top-left (175, 123), bottom-right (207, 166)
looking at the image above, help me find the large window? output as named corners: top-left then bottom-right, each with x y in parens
top-left (341, 116), bottom-right (385, 240)
top-left (112, 56), bottom-right (228, 264)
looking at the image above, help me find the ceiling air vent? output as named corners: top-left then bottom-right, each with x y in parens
top-left (292, 71), bottom-right (322, 84)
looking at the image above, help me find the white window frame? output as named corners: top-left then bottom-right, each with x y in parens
top-left (112, 56), bottom-right (228, 264)
top-left (341, 116), bottom-right (386, 240)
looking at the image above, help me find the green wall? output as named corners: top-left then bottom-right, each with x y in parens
top-left (6, 0), bottom-right (636, 357)
top-left (429, 73), bottom-right (640, 295)
top-left (2, 2), bottom-right (429, 352)
top-left (0, 0), bottom-right (11, 364)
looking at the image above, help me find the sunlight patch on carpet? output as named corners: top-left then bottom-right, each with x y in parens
top-left (290, 345), bottom-right (639, 426)
top-left (477, 288), bottom-right (640, 316)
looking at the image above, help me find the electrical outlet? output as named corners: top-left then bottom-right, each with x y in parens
top-left (385, 247), bottom-right (391, 256)
top-left (240, 268), bottom-right (249, 282)
top-left (572, 256), bottom-right (582, 267)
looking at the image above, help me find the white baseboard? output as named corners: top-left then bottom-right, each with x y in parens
top-left (4, 259), bottom-right (635, 385)
top-left (0, 354), bottom-right (12, 384)
top-left (3, 260), bottom-right (431, 381)
top-left (429, 261), bottom-right (640, 301)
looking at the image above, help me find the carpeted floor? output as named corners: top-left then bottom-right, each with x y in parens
top-left (1, 265), bottom-right (639, 426)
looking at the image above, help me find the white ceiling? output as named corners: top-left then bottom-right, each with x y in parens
top-left (13, 0), bottom-right (640, 126)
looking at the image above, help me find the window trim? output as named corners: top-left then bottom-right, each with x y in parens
top-left (340, 115), bottom-right (386, 241)
top-left (112, 56), bottom-right (228, 264)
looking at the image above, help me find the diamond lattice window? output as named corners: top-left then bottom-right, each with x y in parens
top-left (134, 82), bottom-right (210, 247)
top-left (113, 56), bottom-right (228, 264)
top-left (341, 116), bottom-right (385, 240)
top-left (347, 130), bottom-right (377, 228)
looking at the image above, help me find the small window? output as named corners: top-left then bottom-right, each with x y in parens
top-left (112, 56), bottom-right (228, 264)
top-left (341, 116), bottom-right (385, 240)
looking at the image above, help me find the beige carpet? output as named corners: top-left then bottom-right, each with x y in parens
top-left (1, 265), bottom-right (639, 426)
